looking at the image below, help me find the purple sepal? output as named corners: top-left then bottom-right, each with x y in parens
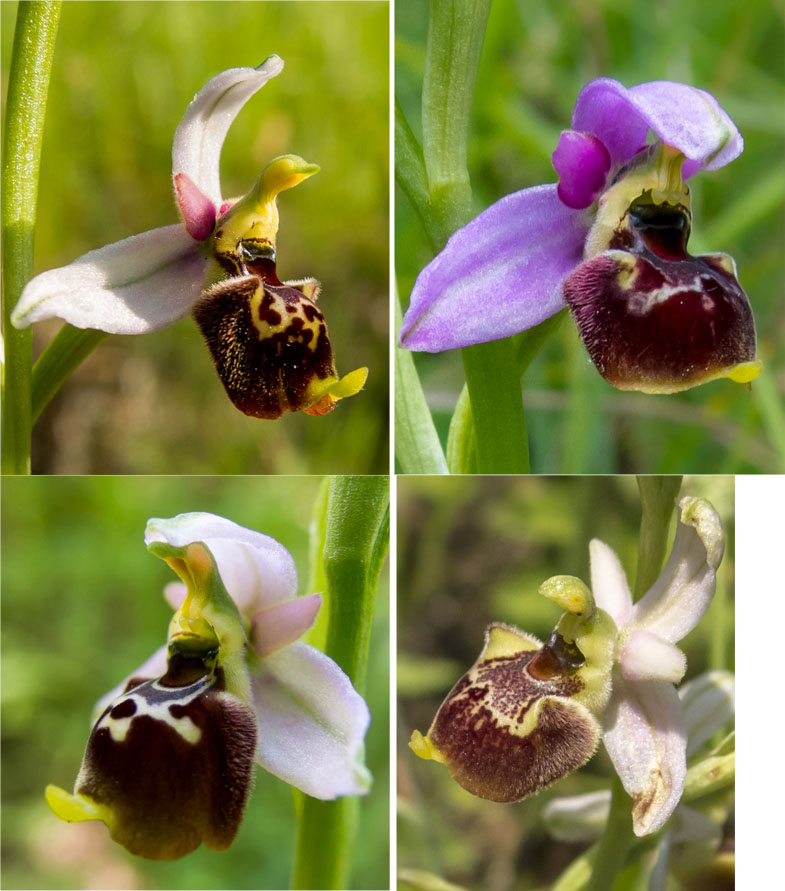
top-left (553, 131), bottom-right (612, 209)
top-left (399, 185), bottom-right (589, 352)
top-left (572, 78), bottom-right (743, 176)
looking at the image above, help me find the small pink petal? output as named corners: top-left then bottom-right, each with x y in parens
top-left (250, 594), bottom-right (322, 657)
top-left (163, 581), bottom-right (187, 610)
top-left (621, 630), bottom-right (686, 683)
top-left (552, 130), bottom-right (611, 209)
top-left (174, 172), bottom-right (217, 241)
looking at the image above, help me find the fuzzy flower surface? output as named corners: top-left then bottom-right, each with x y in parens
top-left (45, 512), bottom-right (370, 860)
top-left (400, 78), bottom-right (760, 394)
top-left (12, 56), bottom-right (367, 418)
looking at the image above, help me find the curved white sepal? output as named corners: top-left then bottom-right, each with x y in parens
top-left (631, 497), bottom-right (724, 643)
top-left (145, 512), bottom-right (298, 617)
top-left (172, 56), bottom-right (284, 207)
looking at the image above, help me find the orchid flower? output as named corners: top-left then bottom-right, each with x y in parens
top-left (11, 56), bottom-right (367, 418)
top-left (45, 512), bottom-right (370, 860)
top-left (400, 78), bottom-right (760, 394)
top-left (409, 496), bottom-right (723, 840)
top-left (589, 495), bottom-right (724, 835)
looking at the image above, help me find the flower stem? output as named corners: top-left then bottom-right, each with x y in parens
top-left (395, 293), bottom-right (449, 473)
top-left (461, 341), bottom-right (530, 472)
top-left (634, 476), bottom-right (683, 598)
top-left (584, 775), bottom-right (635, 891)
top-left (1, 0), bottom-right (61, 474)
top-left (31, 325), bottom-right (109, 422)
top-left (420, 0), bottom-right (531, 473)
top-left (291, 475), bottom-right (389, 891)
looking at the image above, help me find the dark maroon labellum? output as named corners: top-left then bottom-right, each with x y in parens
top-left (563, 199), bottom-right (757, 393)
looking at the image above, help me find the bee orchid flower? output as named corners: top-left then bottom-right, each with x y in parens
top-left (11, 56), bottom-right (367, 418)
top-left (409, 496), bottom-right (724, 839)
top-left (45, 512), bottom-right (371, 860)
top-left (399, 78), bottom-right (760, 394)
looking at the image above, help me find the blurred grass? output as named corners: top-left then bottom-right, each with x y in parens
top-left (1, 1), bottom-right (389, 474)
top-left (397, 475), bottom-right (734, 891)
top-left (1, 475), bottom-right (389, 890)
top-left (395, 0), bottom-right (785, 473)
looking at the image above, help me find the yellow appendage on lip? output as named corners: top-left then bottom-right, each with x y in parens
top-left (46, 784), bottom-right (113, 827)
top-left (409, 729), bottom-right (445, 763)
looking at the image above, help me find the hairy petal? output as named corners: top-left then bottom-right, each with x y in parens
top-left (631, 497), bottom-right (724, 643)
top-left (11, 225), bottom-right (207, 334)
top-left (603, 674), bottom-right (687, 836)
top-left (250, 593), bottom-right (322, 657)
top-left (145, 512), bottom-right (298, 616)
top-left (399, 184), bottom-right (588, 351)
top-left (572, 78), bottom-right (743, 176)
top-left (172, 55), bottom-right (284, 206)
top-left (251, 642), bottom-right (371, 799)
top-left (589, 539), bottom-right (633, 627)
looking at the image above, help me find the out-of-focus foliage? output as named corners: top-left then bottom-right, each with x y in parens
top-left (396, 0), bottom-right (785, 473)
top-left (0, 1), bottom-right (389, 474)
top-left (1, 476), bottom-right (389, 890)
top-left (397, 475), bottom-right (734, 891)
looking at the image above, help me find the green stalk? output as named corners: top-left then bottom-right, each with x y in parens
top-left (291, 476), bottom-right (389, 891)
top-left (634, 476), bottom-right (683, 598)
top-left (1, 0), bottom-right (61, 474)
top-left (461, 341), bottom-right (530, 472)
top-left (31, 326), bottom-right (108, 422)
top-left (584, 776), bottom-right (634, 891)
top-left (421, 0), bottom-right (530, 473)
top-left (421, 0), bottom-right (489, 245)
top-left (395, 294), bottom-right (449, 473)
top-left (446, 313), bottom-right (567, 472)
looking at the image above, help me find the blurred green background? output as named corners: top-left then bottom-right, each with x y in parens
top-left (1, 1), bottom-right (389, 474)
top-left (396, 0), bottom-right (785, 473)
top-left (1, 475), bottom-right (389, 890)
top-left (397, 475), bottom-right (734, 890)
